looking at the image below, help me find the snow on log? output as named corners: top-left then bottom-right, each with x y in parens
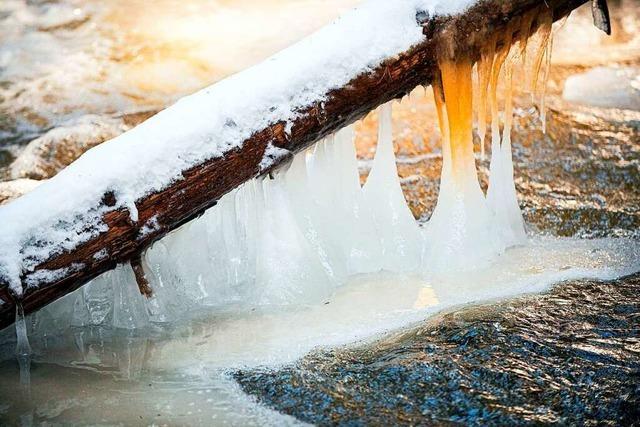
top-left (0, 0), bottom-right (587, 328)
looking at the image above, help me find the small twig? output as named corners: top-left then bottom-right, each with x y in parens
top-left (130, 253), bottom-right (153, 298)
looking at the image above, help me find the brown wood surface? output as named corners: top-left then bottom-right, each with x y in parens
top-left (0, 0), bottom-right (588, 329)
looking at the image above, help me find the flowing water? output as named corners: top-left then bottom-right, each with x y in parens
top-left (0, 237), bottom-right (638, 425)
top-left (0, 0), bottom-right (639, 425)
top-left (237, 273), bottom-right (640, 425)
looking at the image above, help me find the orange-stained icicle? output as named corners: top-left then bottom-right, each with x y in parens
top-left (503, 58), bottom-right (515, 143)
top-left (539, 33), bottom-right (553, 133)
top-left (529, 10), bottom-right (553, 96)
top-left (476, 40), bottom-right (494, 160)
top-left (439, 58), bottom-right (476, 184)
top-left (489, 32), bottom-right (512, 152)
top-left (432, 72), bottom-right (450, 169)
top-left (517, 10), bottom-right (536, 72)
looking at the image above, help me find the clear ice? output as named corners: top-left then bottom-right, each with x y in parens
top-left (11, 12), bottom-right (574, 333)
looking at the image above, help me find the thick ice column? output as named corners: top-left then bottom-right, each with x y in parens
top-left (362, 103), bottom-right (421, 273)
top-left (82, 273), bottom-right (115, 325)
top-left (423, 60), bottom-right (502, 273)
top-left (285, 145), bottom-right (350, 283)
top-left (284, 127), bottom-right (383, 278)
top-left (111, 264), bottom-right (150, 330)
top-left (254, 175), bottom-right (333, 306)
top-left (487, 57), bottom-right (527, 248)
top-left (329, 127), bottom-right (384, 275)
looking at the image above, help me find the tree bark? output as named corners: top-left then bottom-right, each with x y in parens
top-left (0, 0), bottom-right (588, 329)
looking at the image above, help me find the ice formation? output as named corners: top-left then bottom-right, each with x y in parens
top-left (14, 303), bottom-right (31, 388)
top-left (423, 59), bottom-right (502, 272)
top-left (485, 11), bottom-right (554, 245)
top-left (362, 104), bottom-right (422, 273)
top-left (422, 11), bottom-right (557, 271)
top-left (6, 8), bottom-right (573, 367)
top-left (0, 0), bottom-right (479, 294)
top-left (36, 108), bottom-right (425, 331)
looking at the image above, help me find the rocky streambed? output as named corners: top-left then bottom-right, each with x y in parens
top-left (237, 273), bottom-right (640, 425)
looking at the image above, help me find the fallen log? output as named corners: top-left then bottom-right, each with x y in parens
top-left (0, 0), bottom-right (589, 329)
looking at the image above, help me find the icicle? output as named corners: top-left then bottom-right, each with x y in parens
top-left (71, 289), bottom-right (90, 327)
top-left (476, 44), bottom-right (493, 160)
top-left (285, 145), bottom-right (346, 283)
top-left (326, 127), bottom-right (383, 275)
top-left (423, 58), bottom-right (501, 273)
top-left (220, 188), bottom-right (252, 292)
top-left (539, 34), bottom-right (554, 134)
top-left (82, 272), bottom-right (114, 325)
top-left (504, 59), bottom-right (515, 148)
top-left (472, 62), bottom-right (480, 154)
top-left (529, 10), bottom-right (553, 99)
top-left (518, 10), bottom-right (536, 69)
top-left (228, 180), bottom-right (259, 294)
top-left (254, 175), bottom-right (332, 305)
top-left (15, 302), bottom-right (31, 357)
top-left (111, 264), bottom-right (150, 330)
top-left (433, 72), bottom-right (451, 182)
top-left (486, 32), bottom-right (510, 216)
top-left (73, 328), bottom-right (86, 359)
top-left (362, 103), bottom-right (421, 273)
top-left (15, 302), bottom-right (31, 388)
top-left (488, 33), bottom-right (509, 170)
top-left (283, 129), bottom-right (381, 279)
top-left (143, 240), bottom-right (184, 323)
top-left (487, 43), bottom-right (527, 247)
top-left (204, 193), bottom-right (252, 303)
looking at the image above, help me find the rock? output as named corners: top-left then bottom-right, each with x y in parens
top-left (8, 111), bottom-right (156, 180)
top-left (0, 178), bottom-right (43, 205)
top-left (562, 66), bottom-right (640, 111)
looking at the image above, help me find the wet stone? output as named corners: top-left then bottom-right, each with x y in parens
top-left (7, 112), bottom-right (154, 181)
top-left (0, 179), bottom-right (42, 206)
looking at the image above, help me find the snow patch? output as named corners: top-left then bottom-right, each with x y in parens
top-left (259, 143), bottom-right (291, 172)
top-left (24, 263), bottom-right (84, 289)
